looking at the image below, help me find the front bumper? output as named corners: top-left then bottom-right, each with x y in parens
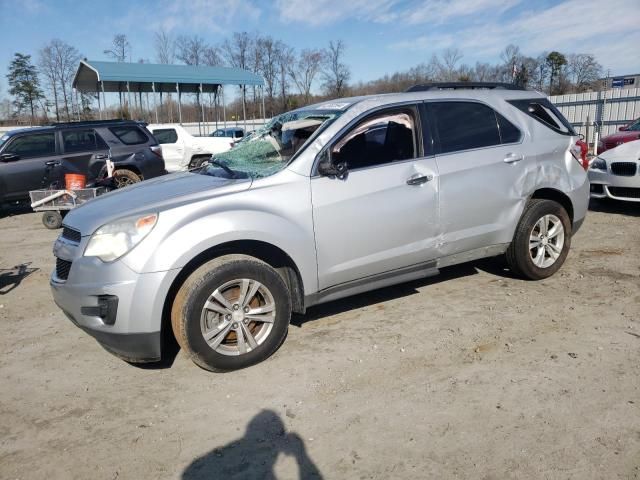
top-left (589, 168), bottom-right (640, 202)
top-left (50, 247), bottom-right (180, 363)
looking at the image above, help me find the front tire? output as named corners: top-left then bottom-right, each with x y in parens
top-left (506, 199), bottom-right (572, 280)
top-left (171, 254), bottom-right (291, 371)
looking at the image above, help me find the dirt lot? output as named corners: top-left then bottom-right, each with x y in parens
top-left (0, 201), bottom-right (639, 480)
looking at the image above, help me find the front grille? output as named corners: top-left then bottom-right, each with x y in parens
top-left (607, 187), bottom-right (640, 199)
top-left (610, 162), bottom-right (638, 176)
top-left (56, 258), bottom-right (72, 280)
top-left (62, 226), bottom-right (82, 243)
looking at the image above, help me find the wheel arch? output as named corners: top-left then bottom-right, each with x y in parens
top-left (530, 188), bottom-right (574, 223)
top-left (161, 239), bottom-right (306, 353)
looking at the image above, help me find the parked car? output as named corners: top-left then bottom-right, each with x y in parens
top-left (51, 84), bottom-right (589, 371)
top-left (598, 117), bottom-right (640, 153)
top-left (147, 124), bottom-right (234, 172)
top-left (589, 139), bottom-right (640, 202)
top-left (209, 127), bottom-right (245, 145)
top-left (0, 120), bottom-right (165, 205)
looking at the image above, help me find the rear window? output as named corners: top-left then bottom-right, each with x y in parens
top-left (153, 128), bottom-right (178, 144)
top-left (508, 98), bottom-right (575, 136)
top-left (62, 129), bottom-right (108, 153)
top-left (109, 126), bottom-right (148, 145)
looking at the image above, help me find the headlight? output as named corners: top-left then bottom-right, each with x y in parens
top-left (590, 157), bottom-right (607, 171)
top-left (84, 213), bottom-right (158, 262)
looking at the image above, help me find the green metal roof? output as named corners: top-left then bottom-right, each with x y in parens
top-left (73, 60), bottom-right (264, 93)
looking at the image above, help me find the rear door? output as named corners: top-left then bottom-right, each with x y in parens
top-left (311, 105), bottom-right (440, 289)
top-left (427, 100), bottom-right (530, 256)
top-left (0, 132), bottom-right (58, 201)
top-left (59, 128), bottom-right (110, 183)
top-left (150, 128), bottom-right (185, 171)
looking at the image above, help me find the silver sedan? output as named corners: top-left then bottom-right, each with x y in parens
top-left (589, 140), bottom-right (640, 202)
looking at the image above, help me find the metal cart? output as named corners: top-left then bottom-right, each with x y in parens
top-left (29, 187), bottom-right (105, 229)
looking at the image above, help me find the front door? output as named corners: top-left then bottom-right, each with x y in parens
top-left (151, 128), bottom-right (185, 171)
top-left (0, 132), bottom-right (58, 201)
top-left (311, 106), bottom-right (440, 290)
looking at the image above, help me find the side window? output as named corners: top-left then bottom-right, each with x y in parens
top-left (4, 133), bottom-right (56, 158)
top-left (62, 129), bottom-right (107, 153)
top-left (431, 102), bottom-right (501, 154)
top-left (153, 128), bottom-right (178, 144)
top-left (235, 130), bottom-right (244, 138)
top-left (496, 113), bottom-right (522, 144)
top-left (332, 110), bottom-right (417, 170)
top-left (508, 98), bottom-right (575, 136)
top-left (109, 126), bottom-right (148, 145)
top-left (212, 130), bottom-right (225, 137)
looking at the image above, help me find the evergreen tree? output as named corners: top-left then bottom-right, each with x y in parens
top-left (6, 53), bottom-right (44, 124)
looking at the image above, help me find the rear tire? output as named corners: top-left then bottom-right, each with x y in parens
top-left (189, 156), bottom-right (210, 169)
top-left (113, 169), bottom-right (142, 188)
top-left (506, 199), bottom-right (572, 280)
top-left (171, 254), bottom-right (291, 371)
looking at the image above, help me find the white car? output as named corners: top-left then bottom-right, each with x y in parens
top-left (147, 124), bottom-right (234, 172)
top-left (589, 139), bottom-right (640, 202)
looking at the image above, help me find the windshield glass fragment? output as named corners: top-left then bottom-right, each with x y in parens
top-left (200, 109), bottom-right (342, 179)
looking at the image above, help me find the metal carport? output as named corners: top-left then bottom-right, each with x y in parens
top-left (73, 60), bottom-right (265, 130)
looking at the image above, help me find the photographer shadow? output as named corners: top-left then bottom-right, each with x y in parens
top-left (182, 409), bottom-right (323, 480)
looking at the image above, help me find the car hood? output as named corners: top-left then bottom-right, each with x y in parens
top-left (64, 172), bottom-right (252, 236)
top-left (600, 139), bottom-right (640, 161)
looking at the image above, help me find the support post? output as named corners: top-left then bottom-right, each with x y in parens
top-left (101, 81), bottom-right (106, 119)
top-left (200, 83), bottom-right (206, 135)
top-left (152, 82), bottom-right (158, 123)
top-left (242, 85), bottom-right (247, 132)
top-left (127, 81), bottom-right (131, 118)
top-left (177, 83), bottom-right (182, 125)
top-left (261, 85), bottom-right (266, 125)
top-left (222, 86), bottom-right (227, 129)
top-left (97, 82), bottom-right (103, 120)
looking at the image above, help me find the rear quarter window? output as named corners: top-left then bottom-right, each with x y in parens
top-left (508, 98), bottom-right (575, 136)
top-left (152, 128), bottom-right (178, 144)
top-left (109, 126), bottom-right (149, 145)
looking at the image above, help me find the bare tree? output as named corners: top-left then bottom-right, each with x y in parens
top-left (276, 43), bottom-right (294, 111)
top-left (104, 34), bottom-right (131, 62)
top-left (203, 46), bottom-right (221, 66)
top-left (500, 44), bottom-right (521, 81)
top-left (154, 29), bottom-right (175, 64)
top-left (321, 40), bottom-right (350, 97)
top-left (567, 53), bottom-right (602, 92)
top-left (440, 48), bottom-right (463, 81)
top-left (222, 32), bottom-right (253, 116)
top-left (38, 44), bottom-right (60, 121)
top-left (258, 36), bottom-right (279, 116)
top-left (289, 49), bottom-right (324, 105)
top-left (176, 35), bottom-right (208, 66)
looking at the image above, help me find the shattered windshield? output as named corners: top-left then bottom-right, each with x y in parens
top-left (200, 109), bottom-right (343, 179)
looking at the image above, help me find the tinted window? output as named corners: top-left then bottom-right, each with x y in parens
top-left (431, 102), bottom-right (500, 154)
top-left (235, 130), bottom-right (244, 138)
top-left (212, 129), bottom-right (225, 137)
top-left (153, 128), bottom-right (178, 144)
top-left (109, 126), bottom-right (148, 145)
top-left (62, 129), bottom-right (107, 153)
top-left (496, 113), bottom-right (522, 143)
top-left (332, 110), bottom-right (416, 170)
top-left (508, 98), bottom-right (575, 136)
top-left (4, 133), bottom-right (56, 158)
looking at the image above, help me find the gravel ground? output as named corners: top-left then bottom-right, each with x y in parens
top-left (0, 200), bottom-right (639, 480)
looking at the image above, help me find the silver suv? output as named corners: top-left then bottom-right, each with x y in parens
top-left (51, 84), bottom-right (589, 371)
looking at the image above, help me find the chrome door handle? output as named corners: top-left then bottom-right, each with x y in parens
top-left (94, 154), bottom-right (108, 159)
top-left (45, 160), bottom-right (61, 166)
top-left (406, 173), bottom-right (433, 186)
top-left (503, 153), bottom-right (524, 164)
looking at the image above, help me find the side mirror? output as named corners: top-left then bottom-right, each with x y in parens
top-left (0, 153), bottom-right (19, 162)
top-left (619, 126), bottom-right (627, 131)
top-left (318, 155), bottom-right (348, 180)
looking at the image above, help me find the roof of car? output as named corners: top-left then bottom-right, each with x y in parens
top-left (2, 119), bottom-right (143, 137)
top-left (305, 88), bottom-right (546, 113)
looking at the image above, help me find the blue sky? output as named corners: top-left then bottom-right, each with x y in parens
top-left (1, 0), bottom-right (639, 96)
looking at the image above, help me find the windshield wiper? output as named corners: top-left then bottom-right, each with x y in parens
top-left (209, 158), bottom-right (238, 178)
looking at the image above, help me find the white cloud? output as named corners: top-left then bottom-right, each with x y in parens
top-left (406, 0), bottom-right (520, 24)
top-left (275, 0), bottom-right (400, 26)
top-left (390, 0), bottom-right (640, 73)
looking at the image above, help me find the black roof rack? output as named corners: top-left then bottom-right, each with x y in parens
top-left (47, 119), bottom-right (146, 127)
top-left (406, 82), bottom-right (526, 92)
